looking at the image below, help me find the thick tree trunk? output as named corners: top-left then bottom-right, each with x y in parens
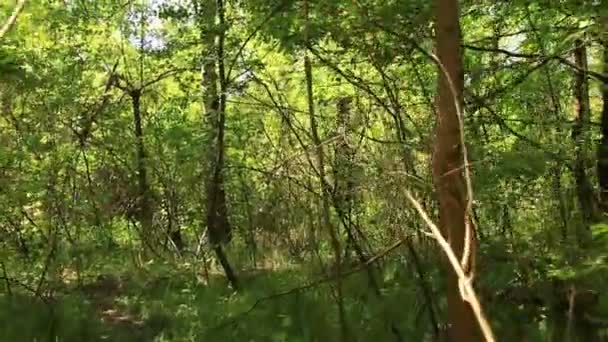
top-left (571, 39), bottom-right (595, 238)
top-left (433, 0), bottom-right (481, 341)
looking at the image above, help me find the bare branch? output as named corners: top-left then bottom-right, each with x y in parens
top-left (0, 0), bottom-right (26, 39)
top-left (209, 237), bottom-right (407, 332)
top-left (404, 190), bottom-right (495, 342)
top-left (464, 44), bottom-right (608, 83)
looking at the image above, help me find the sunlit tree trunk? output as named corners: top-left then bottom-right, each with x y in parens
top-left (433, 0), bottom-right (480, 340)
top-left (200, 0), bottom-right (238, 290)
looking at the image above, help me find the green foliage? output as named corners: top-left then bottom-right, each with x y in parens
top-left (2, 0), bottom-right (608, 340)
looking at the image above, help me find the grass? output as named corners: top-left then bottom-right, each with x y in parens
top-left (0, 247), bottom-right (438, 342)
top-left (4, 242), bottom-right (605, 341)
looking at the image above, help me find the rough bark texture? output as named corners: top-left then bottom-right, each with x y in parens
top-left (333, 97), bottom-right (358, 259)
top-left (433, 0), bottom-right (480, 340)
top-left (571, 39), bottom-right (595, 237)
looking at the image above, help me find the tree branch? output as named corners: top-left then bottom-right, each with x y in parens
top-left (209, 237), bottom-right (407, 332)
top-left (0, 0), bottom-right (26, 39)
top-left (463, 44), bottom-right (608, 82)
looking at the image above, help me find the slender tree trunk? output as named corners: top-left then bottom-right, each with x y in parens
top-left (334, 97), bottom-right (357, 259)
top-left (1, 89), bottom-right (31, 258)
top-left (201, 0), bottom-right (238, 290)
top-left (551, 167), bottom-right (570, 241)
top-left (433, 0), bottom-right (481, 341)
top-left (162, 180), bottom-right (183, 252)
top-left (303, 0), bottom-right (347, 340)
top-left (405, 240), bottom-right (440, 340)
top-left (598, 27), bottom-right (608, 214)
top-left (131, 90), bottom-right (153, 234)
top-left (330, 99), bottom-right (377, 291)
top-left (333, 97), bottom-right (404, 340)
top-left (571, 39), bottom-right (595, 239)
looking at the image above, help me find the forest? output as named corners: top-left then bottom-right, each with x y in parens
top-left (1, 0), bottom-right (608, 341)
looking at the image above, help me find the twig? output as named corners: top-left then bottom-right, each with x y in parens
top-left (1, 261), bottom-right (12, 296)
top-left (209, 238), bottom-right (407, 331)
top-left (463, 44), bottom-right (608, 83)
top-left (225, 0), bottom-right (291, 83)
top-left (35, 227), bottom-right (58, 298)
top-left (0, 0), bottom-right (26, 39)
top-left (413, 38), bottom-right (496, 342)
top-left (404, 190), bottom-right (495, 342)
top-left (0, 274), bottom-right (51, 303)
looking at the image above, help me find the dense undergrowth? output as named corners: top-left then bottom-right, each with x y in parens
top-left (0, 248), bottom-right (437, 341)
top-left (2, 0), bottom-right (608, 341)
top-left (1, 230), bottom-right (607, 342)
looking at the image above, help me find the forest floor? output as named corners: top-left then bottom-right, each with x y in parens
top-left (0, 256), bottom-right (421, 341)
top-left (0, 267), bottom-right (178, 341)
top-left (78, 273), bottom-right (160, 341)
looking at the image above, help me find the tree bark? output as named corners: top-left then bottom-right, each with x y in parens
top-left (131, 90), bottom-right (153, 234)
top-left (571, 39), bottom-right (595, 239)
top-left (333, 97), bottom-right (356, 258)
top-left (201, 0), bottom-right (238, 290)
top-left (433, 0), bottom-right (481, 340)
top-left (598, 26), bottom-right (608, 214)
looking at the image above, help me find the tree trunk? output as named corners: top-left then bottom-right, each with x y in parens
top-left (201, 0), bottom-right (238, 290)
top-left (213, 245), bottom-right (239, 289)
top-left (303, 0), bottom-right (347, 340)
top-left (598, 26), bottom-right (608, 214)
top-left (571, 39), bottom-right (595, 240)
top-left (333, 97), bottom-right (356, 259)
top-left (329, 99), bottom-right (377, 289)
top-left (162, 180), bottom-right (183, 252)
top-left (130, 90), bottom-right (153, 234)
top-left (433, 0), bottom-right (481, 341)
